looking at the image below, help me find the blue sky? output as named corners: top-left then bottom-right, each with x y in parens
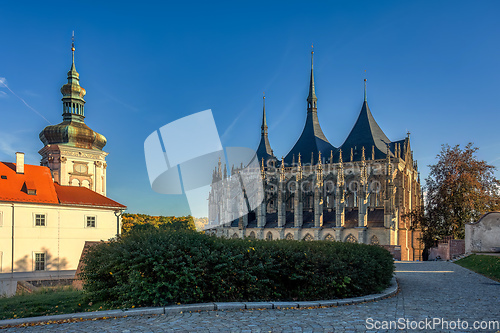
top-left (1, 1), bottom-right (499, 216)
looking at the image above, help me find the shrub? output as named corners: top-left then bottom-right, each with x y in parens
top-left (81, 229), bottom-right (394, 307)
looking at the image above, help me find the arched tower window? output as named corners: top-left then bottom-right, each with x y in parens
top-left (303, 233), bottom-right (313, 241)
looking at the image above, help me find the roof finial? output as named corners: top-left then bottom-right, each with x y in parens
top-left (307, 44), bottom-right (317, 112)
top-left (364, 78), bottom-right (367, 102)
top-left (261, 92), bottom-right (268, 136)
top-left (71, 31), bottom-right (76, 67)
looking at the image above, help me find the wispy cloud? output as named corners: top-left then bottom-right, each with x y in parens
top-left (0, 91), bottom-right (7, 98)
top-left (0, 77), bottom-right (51, 124)
top-left (0, 132), bottom-right (19, 159)
top-left (220, 110), bottom-right (245, 142)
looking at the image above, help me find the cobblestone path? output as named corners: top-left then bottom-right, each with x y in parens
top-left (3, 261), bottom-right (500, 332)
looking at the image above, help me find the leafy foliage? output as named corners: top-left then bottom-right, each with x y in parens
top-left (121, 214), bottom-right (197, 234)
top-left (408, 143), bottom-right (500, 251)
top-left (81, 229), bottom-right (394, 307)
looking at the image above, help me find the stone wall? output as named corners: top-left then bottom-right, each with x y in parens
top-left (466, 212), bottom-right (500, 253)
top-left (428, 239), bottom-right (465, 260)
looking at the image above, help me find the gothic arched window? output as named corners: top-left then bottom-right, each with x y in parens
top-left (266, 231), bottom-right (273, 241)
top-left (285, 233), bottom-right (294, 240)
top-left (345, 234), bottom-right (357, 243)
top-left (370, 235), bottom-right (380, 245)
top-left (231, 233), bottom-right (239, 239)
top-left (324, 234), bottom-right (334, 241)
top-left (303, 234), bottom-right (313, 241)
top-left (248, 231), bottom-right (256, 239)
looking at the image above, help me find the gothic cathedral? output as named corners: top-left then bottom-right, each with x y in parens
top-left (208, 50), bottom-right (423, 261)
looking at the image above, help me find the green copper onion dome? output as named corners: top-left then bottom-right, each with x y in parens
top-left (39, 39), bottom-right (106, 150)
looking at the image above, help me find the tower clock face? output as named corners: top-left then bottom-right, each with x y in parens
top-left (75, 164), bottom-right (87, 174)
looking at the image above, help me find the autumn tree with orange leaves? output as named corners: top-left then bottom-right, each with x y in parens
top-left (415, 143), bottom-right (500, 250)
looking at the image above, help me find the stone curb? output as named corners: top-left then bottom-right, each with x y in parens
top-left (0, 277), bottom-right (398, 328)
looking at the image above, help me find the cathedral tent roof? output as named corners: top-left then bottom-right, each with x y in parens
top-left (338, 100), bottom-right (392, 162)
top-left (284, 111), bottom-right (336, 165)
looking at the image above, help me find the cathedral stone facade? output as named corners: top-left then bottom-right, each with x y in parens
top-left (207, 51), bottom-right (423, 261)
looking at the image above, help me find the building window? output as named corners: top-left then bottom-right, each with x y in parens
top-left (86, 216), bottom-right (96, 228)
top-left (266, 231), bottom-right (273, 240)
top-left (34, 252), bottom-right (45, 271)
top-left (370, 235), bottom-right (380, 245)
top-left (345, 234), bottom-right (357, 243)
top-left (303, 234), bottom-right (313, 241)
top-left (34, 214), bottom-right (46, 226)
top-left (285, 233), bottom-right (294, 240)
top-left (0, 211), bottom-right (3, 227)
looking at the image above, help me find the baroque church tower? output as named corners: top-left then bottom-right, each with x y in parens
top-left (39, 38), bottom-right (108, 196)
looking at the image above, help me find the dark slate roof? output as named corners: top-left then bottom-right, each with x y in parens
top-left (284, 111), bottom-right (336, 165)
top-left (337, 101), bottom-right (392, 162)
top-left (256, 135), bottom-right (274, 164)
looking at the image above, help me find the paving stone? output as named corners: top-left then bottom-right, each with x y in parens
top-left (164, 303), bottom-right (215, 314)
top-left (244, 302), bottom-right (273, 309)
top-left (297, 301), bottom-right (321, 308)
top-left (271, 302), bottom-right (299, 309)
top-left (214, 302), bottom-right (246, 310)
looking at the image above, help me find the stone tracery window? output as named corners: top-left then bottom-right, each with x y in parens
top-left (285, 233), bottom-right (294, 240)
top-left (370, 235), bottom-right (380, 245)
top-left (303, 233), bottom-right (313, 241)
top-left (345, 234), bottom-right (357, 243)
top-left (324, 234), bottom-right (334, 241)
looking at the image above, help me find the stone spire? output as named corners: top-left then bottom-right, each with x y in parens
top-left (284, 47), bottom-right (336, 165)
top-left (261, 93), bottom-right (268, 136)
top-left (307, 44), bottom-right (317, 113)
top-left (256, 93), bottom-right (274, 163)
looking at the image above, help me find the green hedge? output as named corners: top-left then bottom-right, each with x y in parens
top-left (81, 229), bottom-right (394, 307)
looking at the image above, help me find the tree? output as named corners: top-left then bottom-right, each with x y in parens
top-left (121, 214), bottom-right (197, 234)
top-left (415, 143), bottom-right (500, 250)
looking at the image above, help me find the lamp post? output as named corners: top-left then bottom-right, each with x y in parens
top-left (114, 209), bottom-right (124, 238)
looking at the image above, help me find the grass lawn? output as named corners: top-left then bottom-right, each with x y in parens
top-left (455, 254), bottom-right (500, 282)
top-left (0, 288), bottom-right (113, 320)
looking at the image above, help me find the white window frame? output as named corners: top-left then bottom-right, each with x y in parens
top-left (33, 213), bottom-right (47, 227)
top-left (33, 252), bottom-right (46, 271)
top-left (85, 215), bottom-right (96, 228)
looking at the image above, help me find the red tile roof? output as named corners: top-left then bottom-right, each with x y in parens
top-left (54, 183), bottom-right (126, 209)
top-left (0, 162), bottom-right (58, 204)
top-left (0, 161), bottom-right (126, 209)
